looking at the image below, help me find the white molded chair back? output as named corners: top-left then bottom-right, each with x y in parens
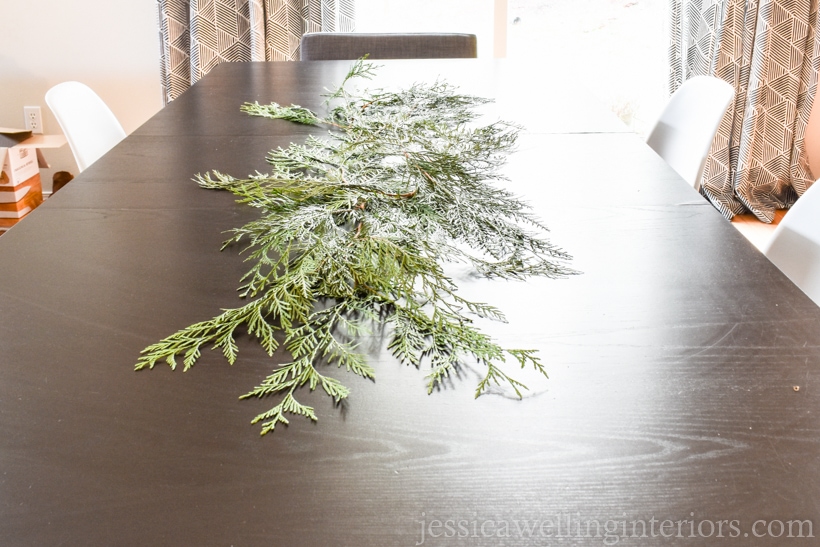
top-left (762, 181), bottom-right (820, 306)
top-left (646, 76), bottom-right (734, 191)
top-left (45, 81), bottom-right (126, 172)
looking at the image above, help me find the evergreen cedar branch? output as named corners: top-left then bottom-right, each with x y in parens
top-left (135, 60), bottom-right (577, 435)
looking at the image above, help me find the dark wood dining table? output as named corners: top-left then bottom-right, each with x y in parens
top-left (1, 59), bottom-right (819, 546)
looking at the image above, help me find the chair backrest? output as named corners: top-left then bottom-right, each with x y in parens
top-left (761, 181), bottom-right (820, 306)
top-left (45, 81), bottom-right (126, 172)
top-left (300, 32), bottom-right (477, 61)
top-left (645, 75), bottom-right (734, 191)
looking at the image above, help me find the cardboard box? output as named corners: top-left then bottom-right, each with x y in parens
top-left (0, 218), bottom-right (22, 231)
top-left (0, 131), bottom-right (66, 235)
top-left (0, 174), bottom-right (40, 203)
top-left (0, 182), bottom-right (42, 217)
top-left (0, 173), bottom-right (43, 232)
top-left (0, 128), bottom-right (61, 188)
top-left (0, 127), bottom-right (31, 148)
top-left (0, 146), bottom-right (40, 187)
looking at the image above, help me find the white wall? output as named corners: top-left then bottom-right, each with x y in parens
top-left (355, 0), bottom-right (495, 58)
top-left (5, 0), bottom-right (490, 190)
top-left (0, 0), bottom-right (162, 191)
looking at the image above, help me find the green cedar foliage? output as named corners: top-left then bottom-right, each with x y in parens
top-left (135, 60), bottom-right (576, 435)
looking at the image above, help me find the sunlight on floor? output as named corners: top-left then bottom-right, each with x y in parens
top-left (730, 211), bottom-right (784, 252)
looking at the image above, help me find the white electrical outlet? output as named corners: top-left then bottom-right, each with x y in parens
top-left (24, 106), bottom-right (43, 134)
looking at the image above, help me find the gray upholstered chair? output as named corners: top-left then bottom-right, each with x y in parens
top-left (299, 32), bottom-right (477, 61)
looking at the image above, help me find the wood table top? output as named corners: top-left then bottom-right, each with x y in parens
top-left (0, 60), bottom-right (818, 546)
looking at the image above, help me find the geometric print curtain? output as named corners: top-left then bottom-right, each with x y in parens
top-left (669, 0), bottom-right (820, 222)
top-left (157, 0), bottom-right (355, 103)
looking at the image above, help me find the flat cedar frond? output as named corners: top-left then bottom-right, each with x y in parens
top-left (137, 59), bottom-right (577, 436)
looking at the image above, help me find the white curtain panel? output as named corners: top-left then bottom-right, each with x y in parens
top-left (157, 0), bottom-right (355, 103)
top-left (669, 0), bottom-right (820, 222)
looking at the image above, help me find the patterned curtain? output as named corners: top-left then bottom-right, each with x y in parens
top-left (669, 0), bottom-right (820, 222)
top-left (157, 0), bottom-right (355, 103)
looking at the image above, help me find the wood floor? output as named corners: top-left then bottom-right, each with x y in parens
top-left (730, 209), bottom-right (786, 252)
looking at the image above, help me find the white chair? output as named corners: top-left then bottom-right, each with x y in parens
top-left (761, 181), bottom-right (820, 306)
top-left (45, 82), bottom-right (126, 172)
top-left (646, 76), bottom-right (735, 191)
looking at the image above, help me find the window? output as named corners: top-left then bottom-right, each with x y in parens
top-left (355, 0), bottom-right (666, 133)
